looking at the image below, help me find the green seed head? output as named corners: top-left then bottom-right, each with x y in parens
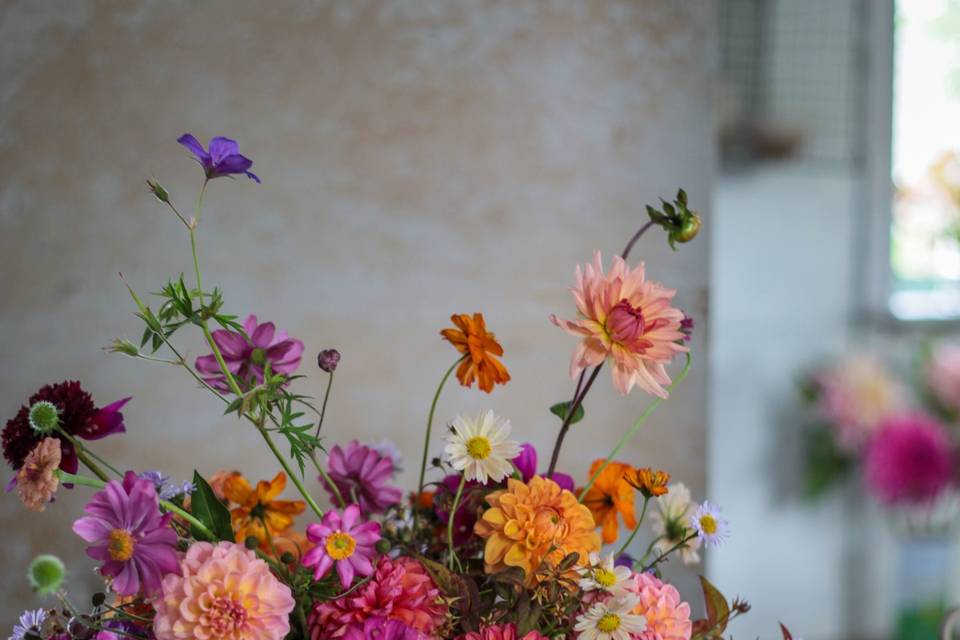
top-left (28, 402), bottom-right (59, 435)
top-left (28, 554), bottom-right (66, 596)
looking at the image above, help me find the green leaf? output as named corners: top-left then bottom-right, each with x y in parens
top-left (700, 575), bottom-right (730, 636)
top-left (550, 401), bottom-right (584, 425)
top-left (189, 471), bottom-right (234, 542)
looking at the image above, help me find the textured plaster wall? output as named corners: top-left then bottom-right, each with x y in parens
top-left (0, 0), bottom-right (713, 619)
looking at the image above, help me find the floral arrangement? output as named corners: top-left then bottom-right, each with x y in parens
top-left (4, 134), bottom-right (789, 640)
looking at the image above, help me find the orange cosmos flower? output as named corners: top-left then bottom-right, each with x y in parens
top-left (441, 313), bottom-right (511, 393)
top-left (550, 252), bottom-right (687, 398)
top-left (625, 467), bottom-right (671, 499)
top-left (579, 459), bottom-right (637, 544)
top-left (474, 476), bottom-right (600, 587)
top-left (222, 471), bottom-right (306, 545)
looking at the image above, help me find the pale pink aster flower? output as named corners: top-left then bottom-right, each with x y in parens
top-left (153, 541), bottom-right (294, 640)
top-left (550, 251), bottom-right (687, 397)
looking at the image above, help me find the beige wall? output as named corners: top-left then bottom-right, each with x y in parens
top-left (0, 0), bottom-right (713, 617)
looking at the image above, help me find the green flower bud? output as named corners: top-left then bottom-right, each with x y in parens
top-left (28, 401), bottom-right (59, 435)
top-left (106, 338), bottom-right (140, 357)
top-left (244, 535), bottom-right (261, 550)
top-left (669, 212), bottom-right (701, 245)
top-left (280, 552), bottom-right (296, 565)
top-left (27, 554), bottom-right (66, 595)
top-left (146, 178), bottom-right (169, 204)
top-left (375, 539), bottom-right (392, 555)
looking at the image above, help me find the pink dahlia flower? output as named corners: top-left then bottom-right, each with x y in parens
top-left (153, 541), bottom-right (294, 640)
top-left (72, 471), bottom-right (179, 596)
top-left (928, 342), bottom-right (960, 413)
top-left (342, 617), bottom-right (428, 640)
top-left (195, 314), bottom-right (305, 393)
top-left (324, 440), bottom-right (403, 514)
top-left (310, 555), bottom-right (446, 639)
top-left (551, 252), bottom-right (687, 397)
top-left (864, 412), bottom-right (953, 505)
top-left (623, 571), bottom-right (693, 640)
top-left (455, 624), bottom-right (550, 640)
top-left (303, 504), bottom-right (381, 588)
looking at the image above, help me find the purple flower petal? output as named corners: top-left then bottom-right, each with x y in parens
top-left (208, 137), bottom-right (240, 164)
top-left (176, 134), bottom-right (209, 164)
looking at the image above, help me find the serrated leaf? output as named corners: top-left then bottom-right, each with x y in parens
top-left (700, 575), bottom-right (730, 635)
top-left (550, 401), bottom-right (584, 425)
top-left (189, 471), bottom-right (234, 541)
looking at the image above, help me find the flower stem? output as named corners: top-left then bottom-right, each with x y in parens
top-left (258, 425), bottom-right (324, 519)
top-left (75, 449), bottom-right (110, 482)
top-left (55, 427), bottom-right (122, 478)
top-left (446, 473), bottom-right (467, 570)
top-left (546, 365), bottom-right (602, 477)
top-left (159, 499), bottom-right (216, 541)
top-left (312, 450), bottom-right (346, 509)
top-left (579, 352), bottom-right (692, 501)
top-left (314, 371), bottom-right (334, 439)
top-left (57, 470), bottom-right (105, 489)
top-left (640, 532), bottom-right (698, 573)
top-left (417, 356), bottom-right (465, 497)
top-left (616, 496), bottom-right (650, 558)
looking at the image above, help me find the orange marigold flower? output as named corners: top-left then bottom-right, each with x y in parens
top-left (474, 476), bottom-right (600, 586)
top-left (579, 459), bottom-right (637, 544)
top-left (625, 467), bottom-right (671, 499)
top-left (222, 471), bottom-right (306, 546)
top-left (441, 313), bottom-right (511, 393)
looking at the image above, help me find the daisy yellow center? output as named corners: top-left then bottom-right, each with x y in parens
top-left (594, 567), bottom-right (618, 588)
top-left (208, 596), bottom-right (248, 635)
top-left (466, 436), bottom-right (492, 460)
top-left (699, 514), bottom-right (718, 535)
top-left (597, 613), bottom-right (621, 632)
top-left (325, 531), bottom-right (357, 560)
top-left (107, 528), bottom-right (136, 562)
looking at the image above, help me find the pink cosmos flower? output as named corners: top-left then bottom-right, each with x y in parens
top-left (195, 315), bottom-right (304, 393)
top-left (71, 471), bottom-right (179, 596)
top-left (310, 555), bottom-right (446, 639)
top-left (928, 342), bottom-right (960, 413)
top-left (455, 624), bottom-right (550, 640)
top-left (324, 440), bottom-right (403, 515)
top-left (551, 252), bottom-right (687, 397)
top-left (624, 571), bottom-right (693, 640)
top-left (153, 541), bottom-right (294, 640)
top-left (303, 504), bottom-right (381, 588)
top-left (864, 412), bottom-right (953, 505)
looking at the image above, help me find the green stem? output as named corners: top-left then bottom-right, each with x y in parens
top-left (640, 533), bottom-right (698, 573)
top-left (417, 356), bottom-right (465, 497)
top-left (159, 499), bottom-right (216, 541)
top-left (579, 352), bottom-right (692, 502)
top-left (57, 470), bottom-right (105, 489)
top-left (314, 371), bottom-right (334, 439)
top-left (311, 450), bottom-right (346, 508)
top-left (638, 534), bottom-right (664, 566)
top-left (56, 427), bottom-right (122, 477)
top-left (616, 496), bottom-right (650, 558)
top-left (258, 426), bottom-right (324, 519)
top-left (446, 473), bottom-right (467, 570)
top-left (75, 450), bottom-right (110, 482)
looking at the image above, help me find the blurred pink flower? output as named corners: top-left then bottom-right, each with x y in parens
top-left (551, 252), bottom-right (687, 397)
top-left (324, 440), bottom-right (402, 515)
top-left (928, 342), bottom-right (960, 412)
top-left (455, 624), bottom-right (550, 640)
top-left (864, 412), bottom-right (953, 505)
top-left (624, 571), bottom-right (692, 640)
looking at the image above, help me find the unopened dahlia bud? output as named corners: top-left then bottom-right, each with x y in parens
top-left (646, 188), bottom-right (702, 250)
top-left (317, 349), bottom-right (341, 373)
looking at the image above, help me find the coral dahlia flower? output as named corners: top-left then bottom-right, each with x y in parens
top-left (624, 572), bottom-right (693, 640)
top-left (551, 252), bottom-right (687, 397)
top-left (580, 459), bottom-right (638, 545)
top-left (441, 313), bottom-right (511, 393)
top-left (474, 476), bottom-right (600, 586)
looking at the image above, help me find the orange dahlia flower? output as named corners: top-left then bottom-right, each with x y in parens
top-left (579, 459), bottom-right (637, 544)
top-left (550, 251), bottom-right (687, 397)
top-left (625, 467), bottom-right (671, 498)
top-left (474, 476), bottom-right (600, 586)
top-left (441, 313), bottom-right (511, 393)
top-left (222, 471), bottom-right (306, 545)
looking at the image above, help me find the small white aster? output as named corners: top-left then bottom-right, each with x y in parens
top-left (577, 552), bottom-right (632, 595)
top-left (574, 594), bottom-right (646, 640)
top-left (443, 410), bottom-right (521, 484)
top-left (690, 500), bottom-right (730, 547)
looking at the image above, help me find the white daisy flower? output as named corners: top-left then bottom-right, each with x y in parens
top-left (574, 594), bottom-right (646, 640)
top-left (443, 410), bottom-right (521, 484)
top-left (577, 552), bottom-right (632, 595)
top-left (649, 482), bottom-right (702, 565)
top-left (690, 500), bottom-right (730, 547)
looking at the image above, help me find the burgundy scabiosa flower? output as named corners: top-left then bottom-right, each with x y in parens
top-left (177, 134), bottom-right (260, 183)
top-left (324, 440), bottom-right (402, 514)
top-left (195, 315), bottom-right (305, 393)
top-left (864, 412), bottom-right (954, 505)
top-left (303, 504), bottom-right (381, 588)
top-left (72, 471), bottom-right (180, 596)
top-left (2, 381), bottom-right (130, 474)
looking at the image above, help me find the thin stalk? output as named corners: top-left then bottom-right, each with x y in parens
top-left (417, 356), bottom-right (465, 497)
top-left (616, 496), bottom-right (650, 557)
top-left (579, 353), bottom-right (692, 501)
top-left (638, 533), bottom-right (664, 566)
top-left (640, 533), bottom-right (698, 573)
top-left (76, 450), bottom-right (110, 482)
top-left (314, 371), bottom-right (334, 439)
top-left (546, 365), bottom-right (602, 477)
top-left (159, 499), bottom-right (216, 542)
top-left (258, 425), bottom-right (324, 519)
top-left (311, 451), bottom-right (346, 509)
top-left (446, 473), bottom-right (467, 570)
top-left (56, 427), bottom-right (122, 477)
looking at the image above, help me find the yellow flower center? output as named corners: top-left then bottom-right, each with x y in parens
top-left (699, 514), bottom-right (718, 535)
top-left (594, 567), bottom-right (618, 588)
top-left (107, 528), bottom-right (136, 562)
top-left (325, 531), bottom-right (357, 560)
top-left (597, 613), bottom-right (621, 632)
top-left (466, 436), bottom-right (492, 460)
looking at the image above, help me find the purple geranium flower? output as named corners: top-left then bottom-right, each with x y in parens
top-left (303, 504), bottom-right (381, 588)
top-left (177, 134), bottom-right (260, 183)
top-left (195, 315), bottom-right (305, 393)
top-left (72, 471), bottom-right (180, 596)
top-left (323, 440), bottom-right (402, 514)
top-left (512, 442), bottom-right (575, 492)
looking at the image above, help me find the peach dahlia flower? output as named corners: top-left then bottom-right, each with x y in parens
top-left (550, 251), bottom-right (687, 398)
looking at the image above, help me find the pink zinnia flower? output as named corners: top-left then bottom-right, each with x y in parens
top-left (72, 471), bottom-right (179, 596)
top-left (551, 252), bottom-right (688, 397)
top-left (195, 315), bottom-right (305, 393)
top-left (928, 342), bottom-right (960, 413)
top-left (303, 504), bottom-right (381, 588)
top-left (153, 541), bottom-right (294, 640)
top-left (624, 571), bottom-right (693, 640)
top-left (324, 440), bottom-right (402, 514)
top-left (310, 555), bottom-right (446, 639)
top-left (864, 412), bottom-right (953, 505)
top-left (455, 624), bottom-right (550, 640)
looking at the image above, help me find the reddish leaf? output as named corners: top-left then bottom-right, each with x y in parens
top-left (700, 575), bottom-right (731, 635)
top-left (779, 622), bottom-right (794, 640)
